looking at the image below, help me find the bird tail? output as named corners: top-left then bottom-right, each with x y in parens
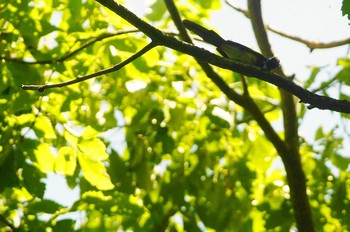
top-left (183, 20), bottom-right (225, 47)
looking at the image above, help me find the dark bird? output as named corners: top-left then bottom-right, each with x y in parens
top-left (183, 20), bottom-right (280, 71)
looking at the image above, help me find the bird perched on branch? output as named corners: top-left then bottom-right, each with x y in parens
top-left (183, 20), bottom-right (280, 71)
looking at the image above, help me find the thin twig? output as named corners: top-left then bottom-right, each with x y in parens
top-left (2, 29), bottom-right (139, 64)
top-left (267, 26), bottom-right (350, 50)
top-left (225, 0), bottom-right (249, 17)
top-left (248, 1), bottom-right (314, 230)
top-left (226, 0), bottom-right (350, 50)
top-left (248, 0), bottom-right (300, 150)
top-left (310, 75), bottom-right (339, 93)
top-left (235, 105), bottom-right (278, 124)
top-left (21, 42), bottom-right (157, 91)
top-left (20, 70), bottom-right (55, 138)
top-left (240, 74), bottom-right (249, 95)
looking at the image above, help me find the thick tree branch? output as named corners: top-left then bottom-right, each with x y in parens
top-left (248, 0), bottom-right (299, 152)
top-left (21, 42), bottom-right (157, 91)
top-left (248, 1), bottom-right (314, 231)
top-left (248, 0), bottom-right (300, 152)
top-left (163, 0), bottom-right (191, 42)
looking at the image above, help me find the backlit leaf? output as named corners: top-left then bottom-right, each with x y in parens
top-left (55, 146), bottom-right (76, 176)
top-left (78, 152), bottom-right (114, 190)
top-left (78, 138), bottom-right (108, 161)
top-left (34, 143), bottom-right (55, 173)
top-left (34, 116), bottom-right (57, 140)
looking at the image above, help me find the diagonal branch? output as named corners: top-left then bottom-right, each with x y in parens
top-left (248, 1), bottom-right (314, 231)
top-left (248, 0), bottom-right (300, 152)
top-left (21, 42), bottom-right (157, 92)
top-left (310, 75), bottom-right (339, 93)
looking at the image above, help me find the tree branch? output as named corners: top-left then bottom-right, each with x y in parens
top-left (310, 75), bottom-right (339, 93)
top-left (225, 0), bottom-right (250, 17)
top-left (226, 0), bottom-right (350, 50)
top-left (2, 29), bottom-right (139, 64)
top-left (235, 105), bottom-right (278, 124)
top-left (248, 1), bottom-right (314, 231)
top-left (248, 0), bottom-right (300, 151)
top-left (21, 42), bottom-right (157, 92)
top-left (267, 26), bottom-right (350, 50)
top-left (163, 0), bottom-right (192, 42)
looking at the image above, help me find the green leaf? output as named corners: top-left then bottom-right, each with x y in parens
top-left (168, 106), bottom-right (186, 129)
top-left (6, 61), bottom-right (43, 85)
top-left (198, 0), bottom-right (221, 10)
top-left (108, 38), bottom-right (138, 53)
top-left (342, 0), bottom-right (350, 20)
top-left (16, 113), bottom-right (34, 126)
top-left (330, 153), bottom-right (350, 170)
top-left (305, 66), bottom-right (320, 89)
top-left (29, 199), bottom-right (62, 214)
top-left (78, 152), bottom-right (114, 190)
top-left (55, 146), bottom-right (77, 176)
top-left (155, 127), bottom-right (175, 154)
top-left (135, 160), bottom-right (152, 190)
top-left (34, 116), bottom-right (57, 140)
top-left (338, 57), bottom-right (350, 67)
top-left (51, 219), bottom-right (76, 231)
top-left (0, 152), bottom-right (20, 191)
top-left (78, 138), bottom-right (108, 161)
top-left (108, 150), bottom-right (134, 194)
top-left (145, 0), bottom-right (166, 21)
top-left (34, 143), bottom-right (55, 173)
top-left (335, 67), bottom-right (350, 85)
top-left (23, 163), bottom-right (46, 198)
top-left (315, 126), bottom-right (324, 140)
top-left (81, 126), bottom-right (100, 140)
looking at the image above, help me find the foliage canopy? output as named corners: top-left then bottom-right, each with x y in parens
top-left (1, 0), bottom-right (350, 231)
